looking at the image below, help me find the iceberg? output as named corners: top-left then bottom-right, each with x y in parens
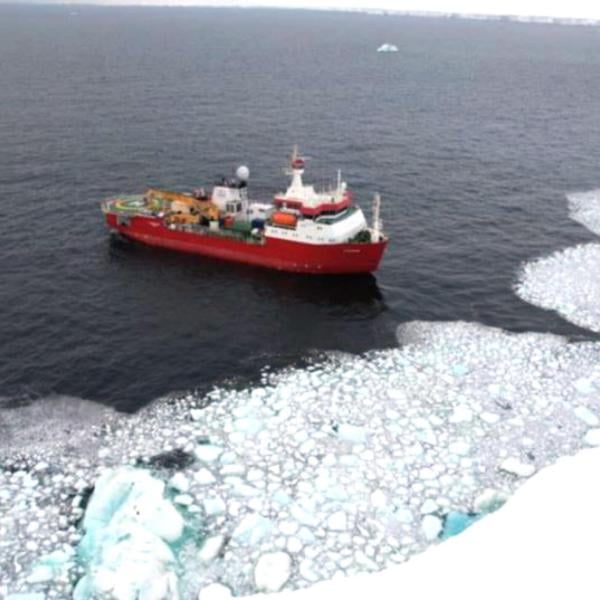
top-left (376, 43), bottom-right (399, 53)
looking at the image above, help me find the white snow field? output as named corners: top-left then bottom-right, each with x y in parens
top-left (246, 447), bottom-right (600, 600)
top-left (3, 320), bottom-right (600, 599)
top-left (516, 190), bottom-right (600, 332)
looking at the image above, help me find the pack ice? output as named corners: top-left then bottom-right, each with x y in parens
top-left (3, 317), bottom-right (600, 599)
top-left (516, 190), bottom-right (600, 331)
top-left (245, 447), bottom-right (600, 600)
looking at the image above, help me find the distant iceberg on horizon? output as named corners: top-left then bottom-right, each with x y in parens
top-left (376, 43), bottom-right (398, 53)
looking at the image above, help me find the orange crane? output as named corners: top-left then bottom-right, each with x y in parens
top-left (145, 188), bottom-right (220, 223)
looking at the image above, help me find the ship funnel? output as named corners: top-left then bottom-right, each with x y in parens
top-left (236, 165), bottom-right (250, 182)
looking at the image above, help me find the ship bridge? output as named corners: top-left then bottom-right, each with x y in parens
top-left (274, 152), bottom-right (351, 217)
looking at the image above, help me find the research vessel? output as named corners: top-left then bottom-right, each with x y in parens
top-left (102, 149), bottom-right (387, 274)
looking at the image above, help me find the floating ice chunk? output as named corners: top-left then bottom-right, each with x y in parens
top-left (287, 537), bottom-right (303, 553)
top-left (421, 515), bottom-right (442, 541)
top-left (82, 467), bottom-right (184, 544)
top-left (227, 477), bottom-right (260, 498)
top-left (420, 499), bottom-right (438, 514)
top-left (299, 439), bottom-right (316, 455)
top-left (74, 467), bottom-right (184, 600)
top-left (370, 489), bottom-right (388, 509)
top-left (174, 494), bottom-right (194, 506)
top-left (448, 440), bottom-right (470, 456)
top-left (298, 560), bottom-right (320, 582)
top-left (234, 417), bottom-right (264, 436)
top-left (195, 468), bottom-right (216, 485)
top-left (198, 535), bottom-right (225, 562)
top-left (254, 552), bottom-right (292, 592)
top-left (324, 484), bottom-right (349, 502)
top-left (247, 468), bottom-right (265, 482)
top-left (297, 527), bottom-right (316, 543)
top-left (339, 454), bottom-right (360, 466)
top-left (441, 511), bottom-right (480, 539)
top-left (220, 463), bottom-right (245, 476)
top-left (26, 546), bottom-right (75, 585)
top-left (499, 458), bottom-right (536, 477)
top-left (203, 496), bottom-right (226, 516)
top-left (387, 389), bottom-right (406, 401)
top-left (419, 467), bottom-right (436, 480)
top-left (169, 473), bottom-right (191, 493)
top-left (574, 406), bottom-right (599, 426)
top-left (583, 429), bottom-right (600, 446)
top-left (219, 451), bottom-right (238, 465)
top-left (197, 583), bottom-right (232, 600)
top-left (480, 412), bottom-right (501, 424)
top-left (74, 524), bottom-right (179, 600)
top-left (272, 489), bottom-right (292, 507)
top-left (26, 564), bottom-right (54, 584)
top-left (394, 506), bottom-right (414, 524)
top-left (473, 489), bottom-right (507, 513)
top-left (232, 513), bottom-right (275, 545)
top-left (575, 378), bottom-right (596, 395)
top-left (451, 363), bottom-right (469, 376)
top-left (194, 445), bottom-right (223, 463)
top-left (279, 520), bottom-right (299, 535)
top-left (416, 427), bottom-right (437, 445)
top-left (7, 595), bottom-right (46, 600)
top-left (290, 503), bottom-right (319, 527)
top-left (337, 424), bottom-right (367, 444)
top-left (190, 408), bottom-right (203, 421)
top-left (327, 511), bottom-right (348, 531)
top-left (449, 405), bottom-right (473, 424)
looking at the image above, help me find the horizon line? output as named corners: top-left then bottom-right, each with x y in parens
top-left (3, 2), bottom-right (600, 26)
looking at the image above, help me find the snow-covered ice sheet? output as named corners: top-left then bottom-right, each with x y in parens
top-left (516, 189), bottom-right (600, 332)
top-left (3, 321), bottom-right (600, 599)
top-left (245, 447), bottom-right (600, 600)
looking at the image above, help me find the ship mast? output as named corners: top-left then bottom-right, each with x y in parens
top-left (372, 193), bottom-right (382, 241)
top-left (288, 145), bottom-right (306, 195)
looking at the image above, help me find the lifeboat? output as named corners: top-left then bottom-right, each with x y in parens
top-left (271, 211), bottom-right (298, 228)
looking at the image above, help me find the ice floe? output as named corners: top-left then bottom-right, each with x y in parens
top-left (516, 189), bottom-right (600, 332)
top-left (3, 319), bottom-right (600, 598)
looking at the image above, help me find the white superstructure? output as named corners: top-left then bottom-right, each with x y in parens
top-left (207, 148), bottom-right (382, 246)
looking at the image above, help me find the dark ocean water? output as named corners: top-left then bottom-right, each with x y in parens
top-left (1, 5), bottom-right (600, 411)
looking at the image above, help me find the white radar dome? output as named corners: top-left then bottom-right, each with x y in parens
top-left (236, 165), bottom-right (250, 181)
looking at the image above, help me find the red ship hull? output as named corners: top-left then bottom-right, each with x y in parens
top-left (105, 213), bottom-right (387, 274)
